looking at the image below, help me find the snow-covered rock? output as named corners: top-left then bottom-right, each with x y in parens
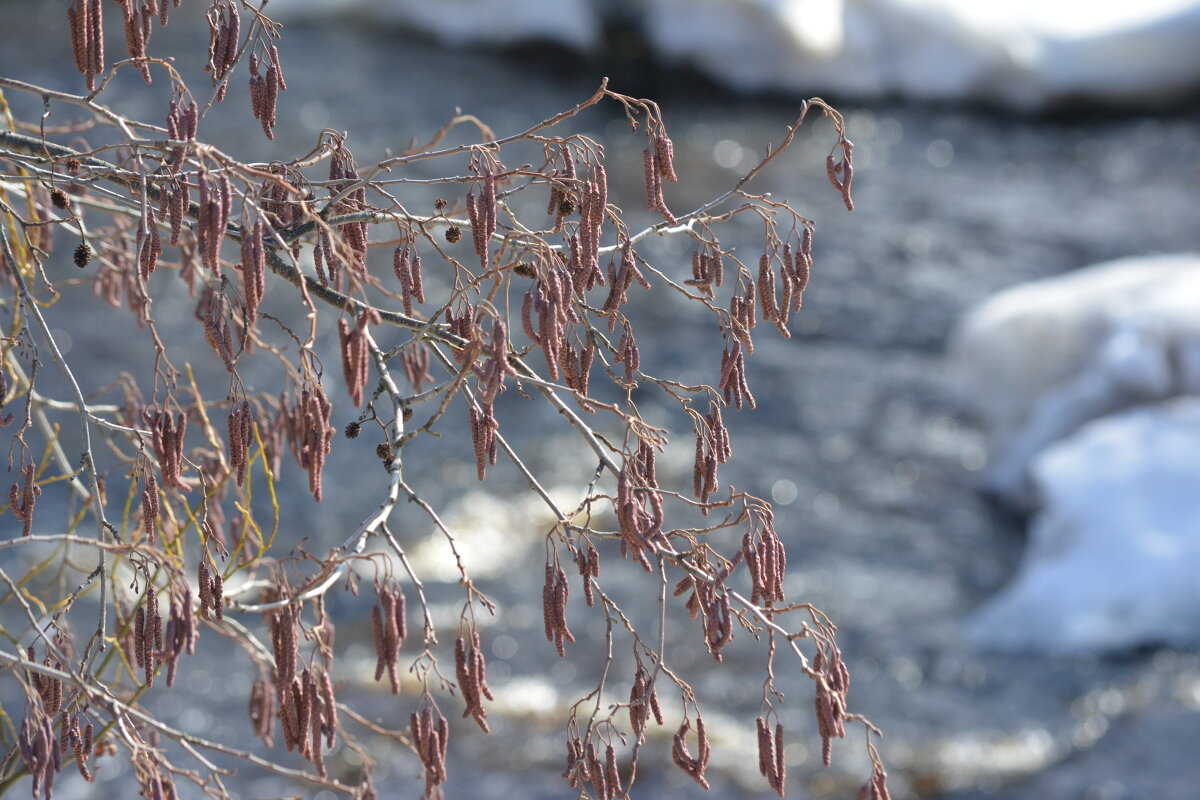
top-left (948, 253), bottom-right (1200, 504)
top-left (273, 0), bottom-right (1200, 109)
top-left (967, 399), bottom-right (1200, 653)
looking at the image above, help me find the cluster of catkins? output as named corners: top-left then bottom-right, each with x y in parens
top-left (544, 145), bottom-right (578, 233)
top-left (743, 508), bottom-right (786, 605)
top-left (827, 137), bottom-right (856, 211)
top-left (159, 585), bottom-right (200, 688)
top-left (115, 0), bottom-right (156, 83)
top-left (410, 707), bottom-right (450, 799)
top-left (400, 344), bottom-right (432, 393)
top-left (522, 259), bottom-right (583, 382)
top-left (158, 171), bottom-right (190, 247)
top-left (757, 231), bottom-right (814, 338)
top-left (19, 710), bottom-right (61, 800)
top-left (136, 206), bottom-right (162, 281)
top-left (454, 631), bottom-right (493, 732)
top-left (314, 146), bottom-right (369, 282)
top-left (858, 761), bottom-right (894, 800)
top-left (756, 716), bottom-right (788, 796)
top-left (134, 752), bottom-right (180, 800)
top-left (205, 0), bottom-right (240, 90)
top-left (693, 402), bottom-right (732, 505)
top-left (278, 668), bottom-right (339, 777)
top-left (600, 239), bottom-right (650, 323)
top-left (628, 665), bottom-right (664, 740)
top-left (247, 48), bottom-right (287, 140)
top-left (672, 716), bottom-right (712, 789)
top-left (143, 408), bottom-right (187, 489)
top-left (563, 736), bottom-right (624, 800)
top-left (574, 539), bottom-right (600, 607)
top-left (615, 439), bottom-right (665, 571)
top-left (66, 0), bottom-right (105, 91)
top-left (196, 168), bottom-right (232, 277)
top-left (686, 244), bottom-right (727, 297)
top-left (266, 590), bottom-right (301, 690)
top-left (116, 580), bottom-right (200, 693)
top-left (465, 171), bottom-right (498, 271)
top-left (69, 0), bottom-right (178, 90)
top-left (132, 586), bottom-right (163, 687)
top-left (338, 309), bottom-right (381, 408)
top-left (718, 339), bottom-right (755, 410)
top-left (542, 560), bottom-right (575, 657)
top-left (58, 710), bottom-right (96, 783)
top-left (239, 217), bottom-right (267, 325)
top-left (370, 585), bottom-right (408, 694)
top-left (9, 462), bottom-right (40, 537)
top-left (227, 399), bottom-right (254, 488)
top-left (27, 645), bottom-right (63, 717)
top-left (286, 385), bottom-right (335, 501)
top-left (673, 547), bottom-right (744, 662)
top-left (392, 243), bottom-right (426, 317)
top-left (90, 219), bottom-right (146, 316)
top-left (468, 320), bottom-right (515, 480)
top-left (200, 287), bottom-right (237, 373)
top-left (813, 644), bottom-right (852, 767)
top-left (255, 590), bottom-right (340, 777)
top-left (165, 97), bottom-right (198, 149)
top-left (643, 132), bottom-right (679, 223)
top-left (197, 560), bottom-right (224, 621)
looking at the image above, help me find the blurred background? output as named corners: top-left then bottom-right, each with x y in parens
top-left (3, 1), bottom-right (1200, 798)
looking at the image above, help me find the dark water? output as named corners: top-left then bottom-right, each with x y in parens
top-left (3, 5), bottom-right (1200, 799)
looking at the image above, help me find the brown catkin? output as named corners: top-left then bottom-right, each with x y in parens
top-left (143, 591), bottom-right (158, 686)
top-left (262, 64), bottom-right (279, 139)
top-left (394, 589), bottom-right (408, 643)
top-left (319, 670), bottom-right (338, 745)
top-left (68, 2), bottom-right (88, 76)
top-left (643, 147), bottom-right (659, 211)
top-left (141, 472), bottom-right (158, 544)
top-left (371, 603), bottom-right (385, 682)
top-left (380, 589), bottom-right (399, 683)
top-left (87, 0), bottom-right (103, 83)
top-left (757, 716), bottom-right (776, 788)
top-left (211, 572), bottom-right (224, 620)
top-left (605, 744), bottom-right (621, 799)
top-left (198, 560), bottom-right (212, 619)
top-left (655, 134), bottom-right (678, 182)
top-left (774, 722), bottom-right (786, 795)
top-left (134, 606), bottom-right (146, 668)
top-left (542, 561), bottom-right (574, 657)
top-left (473, 630), bottom-right (492, 701)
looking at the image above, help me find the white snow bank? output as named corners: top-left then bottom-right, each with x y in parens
top-left (967, 398), bottom-right (1200, 653)
top-left (647, 0), bottom-right (1200, 107)
top-left (948, 253), bottom-right (1200, 505)
top-left (273, 0), bottom-right (1200, 108)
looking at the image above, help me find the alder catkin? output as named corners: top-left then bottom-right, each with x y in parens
top-left (141, 472), bottom-right (158, 544)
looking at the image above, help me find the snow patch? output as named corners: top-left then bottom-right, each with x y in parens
top-left (967, 399), bottom-right (1200, 653)
top-left (948, 253), bottom-right (1200, 505)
